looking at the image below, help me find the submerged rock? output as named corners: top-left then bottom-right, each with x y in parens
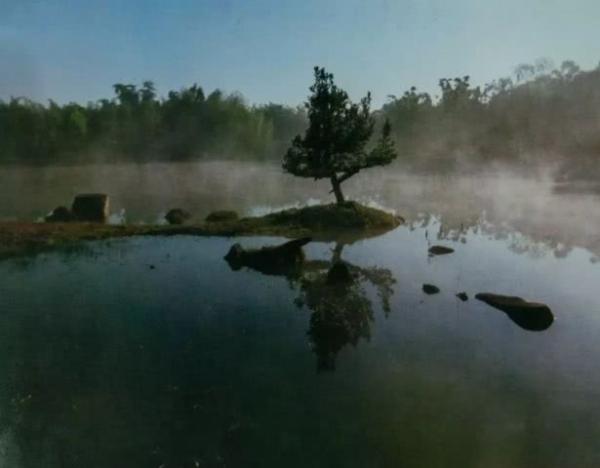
top-left (429, 245), bottom-right (454, 256)
top-left (224, 237), bottom-right (311, 276)
top-left (326, 262), bottom-right (353, 285)
top-left (475, 293), bottom-right (554, 331)
top-left (165, 208), bottom-right (191, 225)
top-left (45, 206), bottom-right (74, 223)
top-left (206, 210), bottom-right (239, 223)
top-left (71, 194), bottom-right (109, 222)
top-left (423, 284), bottom-right (440, 295)
top-left (456, 292), bottom-right (469, 302)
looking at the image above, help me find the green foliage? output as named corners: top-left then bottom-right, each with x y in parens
top-left (380, 59), bottom-right (600, 171)
top-left (260, 201), bottom-right (401, 231)
top-left (1, 58), bottom-right (600, 177)
top-left (283, 67), bottom-right (398, 203)
top-left (0, 81), bottom-right (305, 164)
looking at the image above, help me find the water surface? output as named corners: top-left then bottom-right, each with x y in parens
top-left (1, 215), bottom-right (600, 467)
top-left (2, 161), bottom-right (600, 466)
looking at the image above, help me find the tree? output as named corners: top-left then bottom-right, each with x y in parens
top-left (283, 67), bottom-right (397, 204)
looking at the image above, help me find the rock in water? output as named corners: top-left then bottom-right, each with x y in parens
top-left (165, 208), bottom-right (191, 225)
top-left (326, 262), bottom-right (353, 285)
top-left (456, 292), bottom-right (469, 301)
top-left (45, 206), bottom-right (74, 222)
top-left (429, 245), bottom-right (454, 256)
top-left (224, 237), bottom-right (311, 276)
top-left (475, 293), bottom-right (554, 331)
top-left (423, 284), bottom-right (440, 295)
top-left (206, 210), bottom-right (239, 223)
top-left (71, 194), bottom-right (109, 222)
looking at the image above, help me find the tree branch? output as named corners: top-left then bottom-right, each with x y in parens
top-left (328, 169), bottom-right (359, 193)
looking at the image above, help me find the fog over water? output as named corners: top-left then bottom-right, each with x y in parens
top-left (2, 160), bottom-right (599, 258)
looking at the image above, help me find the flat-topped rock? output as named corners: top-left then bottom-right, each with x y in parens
top-left (71, 194), bottom-right (110, 222)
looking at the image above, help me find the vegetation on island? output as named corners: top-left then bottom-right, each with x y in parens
top-left (0, 203), bottom-right (401, 259)
top-left (283, 67), bottom-right (397, 204)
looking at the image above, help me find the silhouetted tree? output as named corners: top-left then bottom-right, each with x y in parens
top-left (283, 67), bottom-right (397, 204)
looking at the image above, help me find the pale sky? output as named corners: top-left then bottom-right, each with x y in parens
top-left (1, 0), bottom-right (599, 107)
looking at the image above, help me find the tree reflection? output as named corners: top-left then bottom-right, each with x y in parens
top-left (225, 240), bottom-right (395, 371)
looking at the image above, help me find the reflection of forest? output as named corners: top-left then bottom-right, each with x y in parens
top-left (409, 211), bottom-right (597, 260)
top-left (344, 171), bottom-right (600, 260)
top-left (226, 241), bottom-right (396, 372)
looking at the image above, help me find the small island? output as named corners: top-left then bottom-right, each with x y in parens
top-left (0, 67), bottom-right (402, 258)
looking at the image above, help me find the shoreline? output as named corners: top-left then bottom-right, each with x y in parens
top-left (0, 202), bottom-right (403, 259)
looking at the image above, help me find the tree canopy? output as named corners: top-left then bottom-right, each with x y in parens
top-left (283, 67), bottom-right (397, 204)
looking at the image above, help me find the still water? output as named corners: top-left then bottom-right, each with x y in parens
top-left (1, 161), bottom-right (600, 467)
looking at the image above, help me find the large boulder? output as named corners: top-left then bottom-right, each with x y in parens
top-left (224, 237), bottom-right (311, 276)
top-left (165, 208), bottom-right (191, 225)
top-left (475, 293), bottom-right (554, 331)
top-left (71, 194), bottom-right (109, 222)
top-left (45, 206), bottom-right (74, 223)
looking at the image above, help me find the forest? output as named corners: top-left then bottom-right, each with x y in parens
top-left (1, 59), bottom-right (599, 179)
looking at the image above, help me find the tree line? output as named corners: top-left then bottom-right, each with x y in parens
top-left (0, 81), bottom-right (306, 164)
top-left (381, 59), bottom-right (600, 176)
top-left (1, 59), bottom-right (599, 178)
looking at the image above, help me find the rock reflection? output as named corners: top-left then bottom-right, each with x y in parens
top-left (224, 239), bottom-right (396, 371)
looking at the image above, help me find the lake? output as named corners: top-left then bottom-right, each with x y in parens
top-left (1, 161), bottom-right (600, 467)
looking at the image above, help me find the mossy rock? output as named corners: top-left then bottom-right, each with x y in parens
top-left (165, 208), bottom-right (191, 225)
top-left (206, 210), bottom-right (239, 223)
top-left (45, 206), bottom-right (74, 223)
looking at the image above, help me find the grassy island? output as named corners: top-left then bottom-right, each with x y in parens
top-left (0, 202), bottom-right (402, 259)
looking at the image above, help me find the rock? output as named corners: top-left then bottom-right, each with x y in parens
top-left (326, 262), bottom-right (353, 285)
top-left (165, 208), bottom-right (191, 225)
top-left (475, 293), bottom-right (554, 331)
top-left (224, 237), bottom-right (311, 276)
top-left (206, 210), bottom-right (239, 223)
top-left (71, 194), bottom-right (109, 222)
top-left (45, 206), bottom-right (74, 222)
top-left (429, 245), bottom-right (454, 256)
top-left (456, 292), bottom-right (469, 302)
top-left (423, 284), bottom-right (440, 295)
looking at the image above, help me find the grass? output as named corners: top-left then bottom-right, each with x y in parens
top-left (0, 202), bottom-right (403, 259)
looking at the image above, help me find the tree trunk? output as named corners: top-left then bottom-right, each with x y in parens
top-left (330, 176), bottom-right (345, 204)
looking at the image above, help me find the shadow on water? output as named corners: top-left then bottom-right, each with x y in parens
top-left (225, 240), bottom-right (395, 371)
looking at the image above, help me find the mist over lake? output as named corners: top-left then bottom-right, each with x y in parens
top-left (2, 160), bottom-right (599, 257)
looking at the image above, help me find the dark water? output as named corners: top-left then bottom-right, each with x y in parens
top-left (1, 215), bottom-right (600, 467)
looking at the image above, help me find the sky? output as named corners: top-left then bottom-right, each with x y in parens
top-left (1, 0), bottom-right (599, 108)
